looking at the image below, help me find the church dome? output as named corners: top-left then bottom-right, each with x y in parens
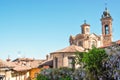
top-left (81, 23), bottom-right (90, 27)
top-left (102, 8), bottom-right (111, 18)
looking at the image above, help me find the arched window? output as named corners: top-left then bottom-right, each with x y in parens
top-left (105, 25), bottom-right (109, 34)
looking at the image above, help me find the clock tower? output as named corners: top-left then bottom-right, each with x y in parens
top-left (101, 8), bottom-right (113, 45)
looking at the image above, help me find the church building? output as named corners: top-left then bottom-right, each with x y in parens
top-left (69, 8), bottom-right (113, 49)
top-left (42, 7), bottom-right (114, 69)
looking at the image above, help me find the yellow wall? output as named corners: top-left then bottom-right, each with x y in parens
top-left (29, 68), bottom-right (40, 79)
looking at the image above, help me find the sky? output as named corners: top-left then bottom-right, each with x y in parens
top-left (0, 0), bottom-right (120, 60)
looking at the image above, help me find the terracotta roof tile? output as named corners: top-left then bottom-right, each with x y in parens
top-left (39, 59), bottom-right (53, 68)
top-left (100, 40), bottom-right (120, 48)
top-left (13, 65), bottom-right (31, 71)
top-left (99, 44), bottom-right (112, 48)
top-left (116, 40), bottom-right (120, 44)
top-left (81, 23), bottom-right (90, 27)
top-left (0, 59), bottom-right (15, 68)
top-left (13, 58), bottom-right (45, 69)
top-left (0, 58), bottom-right (45, 71)
top-left (13, 58), bottom-right (34, 62)
top-left (29, 60), bottom-right (45, 68)
top-left (0, 59), bottom-right (8, 68)
top-left (51, 45), bottom-right (84, 53)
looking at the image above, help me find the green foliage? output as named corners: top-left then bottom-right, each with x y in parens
top-left (36, 67), bottom-right (85, 80)
top-left (36, 74), bottom-right (48, 80)
top-left (83, 47), bottom-right (108, 71)
top-left (75, 51), bottom-right (84, 65)
top-left (75, 47), bottom-right (108, 79)
top-left (36, 68), bottom-right (72, 80)
top-left (59, 75), bottom-right (71, 80)
top-left (36, 45), bottom-right (120, 80)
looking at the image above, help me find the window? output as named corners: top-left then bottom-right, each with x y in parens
top-left (82, 28), bottom-right (84, 34)
top-left (105, 25), bottom-right (109, 34)
top-left (86, 28), bottom-right (89, 32)
top-left (68, 57), bottom-right (75, 68)
top-left (55, 57), bottom-right (58, 68)
top-left (78, 41), bottom-right (83, 47)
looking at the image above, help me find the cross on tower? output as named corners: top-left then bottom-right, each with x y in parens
top-left (105, 0), bottom-right (108, 9)
top-left (84, 20), bottom-right (86, 24)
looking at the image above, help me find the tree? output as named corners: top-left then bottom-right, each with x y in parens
top-left (36, 74), bottom-right (48, 80)
top-left (75, 47), bottom-right (108, 80)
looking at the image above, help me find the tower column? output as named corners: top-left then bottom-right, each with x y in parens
top-left (101, 8), bottom-right (113, 45)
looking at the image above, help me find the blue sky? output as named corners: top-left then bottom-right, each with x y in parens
top-left (0, 0), bottom-right (120, 60)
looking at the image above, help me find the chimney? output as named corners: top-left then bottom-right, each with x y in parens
top-left (6, 55), bottom-right (11, 62)
top-left (6, 58), bottom-right (11, 62)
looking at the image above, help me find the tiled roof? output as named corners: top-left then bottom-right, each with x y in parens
top-left (13, 58), bottom-right (34, 62)
top-left (116, 40), bottom-right (120, 44)
top-left (0, 59), bottom-right (8, 68)
top-left (75, 34), bottom-right (84, 40)
top-left (0, 59), bottom-right (15, 68)
top-left (0, 58), bottom-right (44, 72)
top-left (81, 23), bottom-right (90, 27)
top-left (29, 60), bottom-right (45, 68)
top-left (39, 59), bottom-right (53, 68)
top-left (51, 45), bottom-right (84, 53)
top-left (13, 58), bottom-right (45, 69)
top-left (100, 40), bottom-right (120, 48)
top-left (5, 61), bottom-right (16, 67)
top-left (100, 44), bottom-right (112, 48)
top-left (13, 65), bottom-right (31, 72)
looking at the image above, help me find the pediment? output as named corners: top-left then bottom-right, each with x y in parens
top-left (89, 33), bottom-right (99, 38)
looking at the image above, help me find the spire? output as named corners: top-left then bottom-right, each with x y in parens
top-left (105, 0), bottom-right (107, 10)
top-left (101, 0), bottom-right (112, 19)
top-left (105, 1), bottom-right (108, 14)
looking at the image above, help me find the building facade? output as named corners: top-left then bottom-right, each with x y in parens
top-left (50, 45), bottom-right (84, 68)
top-left (0, 58), bottom-right (44, 80)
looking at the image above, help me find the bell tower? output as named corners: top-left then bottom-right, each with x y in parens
top-left (81, 20), bottom-right (90, 35)
top-left (101, 8), bottom-right (113, 45)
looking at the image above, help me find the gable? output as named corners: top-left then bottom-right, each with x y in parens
top-left (88, 33), bottom-right (100, 39)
